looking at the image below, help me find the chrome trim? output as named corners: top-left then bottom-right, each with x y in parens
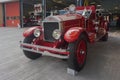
top-left (20, 42), bottom-right (68, 59)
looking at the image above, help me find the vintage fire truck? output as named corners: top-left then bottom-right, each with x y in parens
top-left (20, 5), bottom-right (108, 74)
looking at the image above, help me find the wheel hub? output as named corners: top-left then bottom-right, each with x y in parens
top-left (80, 50), bottom-right (85, 54)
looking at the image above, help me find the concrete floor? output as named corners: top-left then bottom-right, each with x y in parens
top-left (0, 27), bottom-right (120, 80)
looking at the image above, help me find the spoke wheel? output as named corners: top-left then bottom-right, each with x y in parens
top-left (100, 33), bottom-right (108, 41)
top-left (68, 34), bottom-right (87, 72)
top-left (23, 35), bottom-right (42, 60)
top-left (77, 40), bottom-right (87, 65)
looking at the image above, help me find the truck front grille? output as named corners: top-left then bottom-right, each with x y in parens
top-left (43, 22), bottom-right (59, 42)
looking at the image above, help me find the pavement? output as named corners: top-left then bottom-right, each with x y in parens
top-left (0, 27), bottom-right (120, 80)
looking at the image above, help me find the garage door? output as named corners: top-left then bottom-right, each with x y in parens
top-left (5, 2), bottom-right (20, 27)
top-left (0, 3), bottom-right (3, 27)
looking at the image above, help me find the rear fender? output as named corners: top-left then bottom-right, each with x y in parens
top-left (23, 26), bottom-right (41, 37)
top-left (64, 27), bottom-right (86, 43)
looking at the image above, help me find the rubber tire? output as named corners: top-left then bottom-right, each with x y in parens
top-left (100, 33), bottom-right (108, 41)
top-left (23, 35), bottom-right (42, 60)
top-left (68, 34), bottom-right (87, 72)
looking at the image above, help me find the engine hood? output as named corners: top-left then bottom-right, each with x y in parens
top-left (43, 14), bottom-right (82, 22)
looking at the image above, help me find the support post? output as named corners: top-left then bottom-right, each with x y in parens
top-left (42, 0), bottom-right (46, 20)
top-left (80, 0), bottom-right (83, 6)
top-left (76, 0), bottom-right (79, 6)
top-left (2, 3), bottom-right (6, 27)
top-left (20, 0), bottom-right (23, 28)
top-left (76, 0), bottom-right (83, 6)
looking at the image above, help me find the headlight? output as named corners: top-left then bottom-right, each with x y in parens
top-left (52, 29), bottom-right (61, 40)
top-left (34, 29), bottom-right (41, 37)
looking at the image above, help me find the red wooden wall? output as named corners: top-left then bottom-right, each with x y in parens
top-left (5, 1), bottom-right (20, 27)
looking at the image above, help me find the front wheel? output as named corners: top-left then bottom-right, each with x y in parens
top-left (68, 34), bottom-right (87, 72)
top-left (23, 35), bottom-right (42, 60)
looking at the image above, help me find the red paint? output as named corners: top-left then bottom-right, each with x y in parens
top-left (88, 32), bottom-right (95, 43)
top-left (58, 14), bottom-right (82, 21)
top-left (64, 27), bottom-right (84, 42)
top-left (23, 26), bottom-right (41, 37)
top-left (5, 2), bottom-right (20, 27)
top-left (76, 5), bottom-right (95, 12)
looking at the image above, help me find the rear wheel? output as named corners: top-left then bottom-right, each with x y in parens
top-left (100, 33), bottom-right (108, 41)
top-left (68, 34), bottom-right (87, 72)
top-left (23, 35), bottom-right (42, 60)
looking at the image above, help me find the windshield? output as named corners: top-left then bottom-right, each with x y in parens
top-left (59, 10), bottom-right (83, 15)
top-left (59, 10), bottom-right (68, 15)
top-left (58, 9), bottom-right (92, 17)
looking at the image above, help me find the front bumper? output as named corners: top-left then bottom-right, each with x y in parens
top-left (20, 41), bottom-right (69, 59)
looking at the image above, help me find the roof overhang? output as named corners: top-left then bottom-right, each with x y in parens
top-left (0, 0), bottom-right (19, 3)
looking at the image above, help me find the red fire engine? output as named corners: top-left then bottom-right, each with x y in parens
top-left (20, 5), bottom-right (108, 74)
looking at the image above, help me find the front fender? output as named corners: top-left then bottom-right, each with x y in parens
top-left (64, 27), bottom-right (85, 43)
top-left (23, 26), bottom-right (41, 37)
